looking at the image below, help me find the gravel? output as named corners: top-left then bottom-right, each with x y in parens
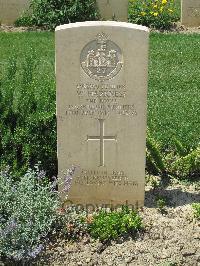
top-left (36, 179), bottom-right (200, 266)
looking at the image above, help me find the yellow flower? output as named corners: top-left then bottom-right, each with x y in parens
top-left (153, 4), bottom-right (158, 8)
top-left (162, 0), bottom-right (167, 4)
top-left (168, 9), bottom-right (173, 13)
top-left (153, 12), bottom-right (158, 16)
top-left (160, 6), bottom-right (164, 12)
top-left (141, 11), bottom-right (146, 16)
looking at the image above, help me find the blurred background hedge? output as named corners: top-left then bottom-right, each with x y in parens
top-left (15, 0), bottom-right (180, 30)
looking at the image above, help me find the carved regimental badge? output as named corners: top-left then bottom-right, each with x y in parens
top-left (81, 33), bottom-right (123, 81)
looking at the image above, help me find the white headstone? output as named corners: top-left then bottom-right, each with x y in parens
top-left (181, 0), bottom-right (200, 27)
top-left (96, 0), bottom-right (129, 22)
top-left (0, 0), bottom-right (30, 25)
top-left (56, 21), bottom-right (149, 209)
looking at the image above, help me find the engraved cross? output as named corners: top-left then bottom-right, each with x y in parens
top-left (87, 119), bottom-right (117, 167)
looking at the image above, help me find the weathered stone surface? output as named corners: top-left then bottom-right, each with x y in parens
top-left (56, 21), bottom-right (149, 208)
top-left (0, 0), bottom-right (30, 25)
top-left (181, 0), bottom-right (200, 27)
top-left (96, 0), bottom-right (128, 22)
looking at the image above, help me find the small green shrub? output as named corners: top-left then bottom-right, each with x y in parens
top-left (146, 133), bottom-right (200, 181)
top-left (129, 0), bottom-right (179, 29)
top-left (15, 0), bottom-right (98, 30)
top-left (158, 262), bottom-right (178, 266)
top-left (192, 203), bottom-right (200, 219)
top-left (173, 136), bottom-right (188, 157)
top-left (146, 134), bottom-right (166, 175)
top-left (0, 53), bottom-right (56, 177)
top-left (156, 196), bottom-right (167, 211)
top-left (0, 166), bottom-right (59, 262)
top-left (171, 146), bottom-right (200, 179)
top-left (14, 15), bottom-right (33, 27)
top-left (146, 175), bottom-right (160, 189)
top-left (88, 207), bottom-right (143, 242)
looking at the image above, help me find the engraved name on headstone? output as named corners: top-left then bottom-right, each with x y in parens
top-left (96, 0), bottom-right (129, 22)
top-left (0, 0), bottom-right (30, 25)
top-left (56, 21), bottom-right (149, 207)
top-left (181, 0), bottom-right (200, 27)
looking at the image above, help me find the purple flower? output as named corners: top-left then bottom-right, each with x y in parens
top-left (50, 176), bottom-right (57, 190)
top-left (0, 218), bottom-right (17, 237)
top-left (0, 166), bottom-right (11, 179)
top-left (36, 170), bottom-right (46, 180)
top-left (28, 244), bottom-right (44, 258)
top-left (64, 166), bottom-right (77, 192)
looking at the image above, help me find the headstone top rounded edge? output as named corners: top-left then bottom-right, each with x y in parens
top-left (55, 21), bottom-right (149, 33)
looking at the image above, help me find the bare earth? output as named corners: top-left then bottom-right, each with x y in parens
top-left (37, 180), bottom-right (200, 266)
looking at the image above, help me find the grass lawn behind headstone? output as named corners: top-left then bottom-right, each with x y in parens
top-left (148, 33), bottom-right (200, 149)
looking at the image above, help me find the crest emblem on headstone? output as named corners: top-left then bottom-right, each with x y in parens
top-left (80, 33), bottom-right (123, 81)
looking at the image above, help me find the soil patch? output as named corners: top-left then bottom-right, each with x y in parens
top-left (37, 180), bottom-right (200, 266)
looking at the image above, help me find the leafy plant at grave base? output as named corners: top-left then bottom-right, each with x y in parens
top-left (15, 0), bottom-right (98, 30)
top-left (88, 207), bottom-right (143, 242)
top-left (171, 146), bottom-right (200, 180)
top-left (14, 15), bottom-right (33, 28)
top-left (146, 175), bottom-right (160, 190)
top-left (0, 166), bottom-right (59, 262)
top-left (155, 195), bottom-right (167, 212)
top-left (0, 53), bottom-right (56, 177)
top-left (192, 203), bottom-right (200, 219)
top-left (172, 136), bottom-right (188, 157)
top-left (146, 133), bottom-right (166, 176)
top-left (146, 131), bottom-right (200, 180)
top-left (129, 0), bottom-right (179, 30)
top-left (158, 262), bottom-right (178, 266)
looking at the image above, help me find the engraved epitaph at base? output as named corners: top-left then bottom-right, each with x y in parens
top-left (56, 21), bottom-right (149, 207)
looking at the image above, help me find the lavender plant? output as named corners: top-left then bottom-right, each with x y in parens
top-left (0, 166), bottom-right (59, 262)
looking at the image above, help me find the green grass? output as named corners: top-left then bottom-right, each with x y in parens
top-left (0, 32), bottom-right (199, 175)
top-left (0, 32), bottom-right (54, 70)
top-left (148, 33), bottom-right (200, 150)
top-left (0, 32), bottom-right (56, 176)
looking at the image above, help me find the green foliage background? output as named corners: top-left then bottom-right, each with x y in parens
top-left (129, 0), bottom-right (179, 29)
top-left (16, 0), bottom-right (181, 30)
top-left (15, 0), bottom-right (98, 30)
top-left (0, 33), bottom-right (56, 176)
